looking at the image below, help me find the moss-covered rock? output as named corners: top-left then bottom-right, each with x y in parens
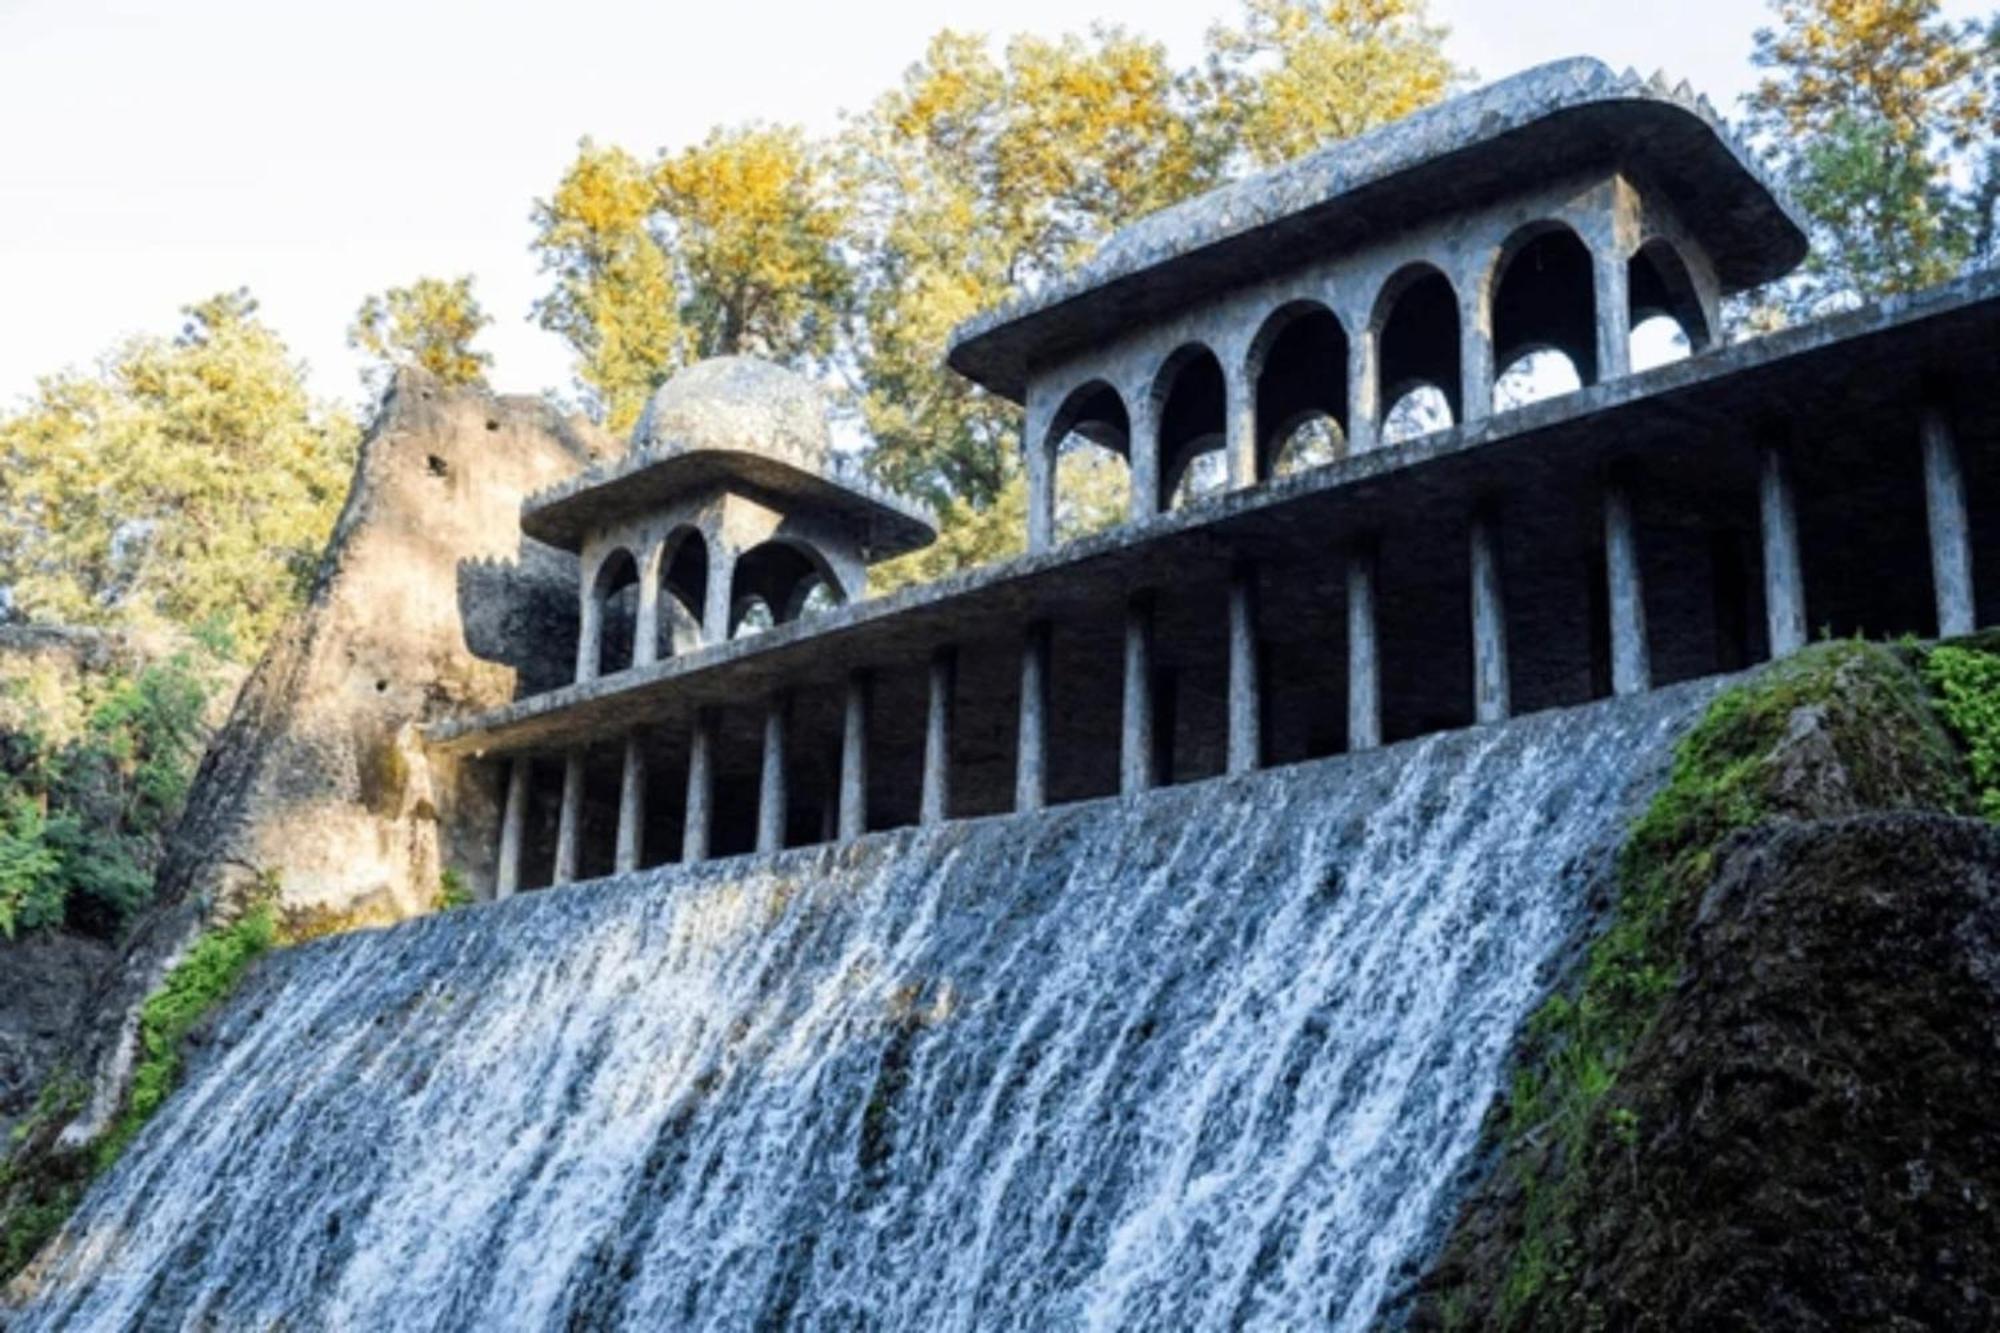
top-left (1412, 641), bottom-right (1987, 1329)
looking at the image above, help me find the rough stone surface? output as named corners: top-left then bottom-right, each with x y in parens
top-left (1418, 815), bottom-right (2000, 1332)
top-left (521, 356), bottom-right (934, 557)
top-left (153, 370), bottom-right (605, 926)
top-left (0, 935), bottom-right (112, 1145)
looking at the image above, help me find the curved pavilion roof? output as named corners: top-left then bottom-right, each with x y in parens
top-left (948, 58), bottom-right (1807, 402)
top-left (522, 357), bottom-right (936, 559)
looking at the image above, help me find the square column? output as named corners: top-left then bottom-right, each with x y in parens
top-left (554, 752), bottom-right (585, 885)
top-left (1593, 244), bottom-right (1632, 382)
top-left (1603, 478), bottom-right (1651, 695)
top-left (1346, 333), bottom-right (1380, 455)
top-left (1225, 365), bottom-right (1257, 490)
top-left (757, 694), bottom-right (790, 855)
top-left (632, 541), bottom-right (663, 669)
top-left (1922, 400), bottom-right (1975, 638)
top-left (1459, 290), bottom-right (1494, 427)
top-left (838, 671), bottom-right (871, 841)
top-left (575, 581), bottom-right (602, 683)
top-left (1122, 592), bottom-right (1157, 795)
top-left (921, 647), bottom-right (956, 826)
top-left (1128, 388), bottom-right (1161, 522)
top-left (614, 736), bottom-right (646, 875)
top-left (1470, 511), bottom-right (1512, 724)
top-left (1227, 560), bottom-right (1262, 774)
top-left (683, 709), bottom-right (715, 864)
top-left (1759, 441), bottom-right (1807, 658)
top-left (1017, 620), bottom-right (1052, 813)
top-left (1347, 542), bottom-right (1382, 751)
top-left (1025, 398), bottom-right (1056, 555)
top-left (495, 757), bottom-right (530, 900)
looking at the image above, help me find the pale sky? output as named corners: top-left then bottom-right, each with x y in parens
top-left (0, 0), bottom-right (1981, 413)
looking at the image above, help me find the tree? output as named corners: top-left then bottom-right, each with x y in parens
top-left (348, 275), bottom-right (493, 391)
top-left (531, 128), bottom-right (851, 434)
top-left (1202, 0), bottom-right (1466, 170)
top-left (0, 291), bottom-right (357, 659)
top-left (531, 140), bottom-right (684, 434)
top-left (655, 124), bottom-right (852, 365)
top-left (843, 27), bottom-right (1218, 512)
top-left (1746, 0), bottom-right (1997, 313)
top-left (526, 3), bottom-right (1462, 579)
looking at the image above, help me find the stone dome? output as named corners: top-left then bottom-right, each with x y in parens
top-left (629, 356), bottom-right (833, 473)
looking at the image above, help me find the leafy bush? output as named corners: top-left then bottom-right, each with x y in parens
top-left (1922, 643), bottom-right (2000, 818)
top-left (0, 654), bottom-right (213, 939)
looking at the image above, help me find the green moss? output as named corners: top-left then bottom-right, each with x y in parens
top-left (0, 908), bottom-right (281, 1286)
top-left (1471, 641), bottom-right (1971, 1328)
top-left (93, 907), bottom-right (278, 1170)
top-left (1920, 641), bottom-right (2000, 817)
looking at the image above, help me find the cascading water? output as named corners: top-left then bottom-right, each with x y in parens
top-left (7, 683), bottom-right (1716, 1331)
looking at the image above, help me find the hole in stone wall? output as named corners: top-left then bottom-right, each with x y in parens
top-left (1270, 413), bottom-right (1347, 478)
top-left (1494, 350), bottom-right (1585, 412)
top-left (1630, 315), bottom-right (1693, 372)
top-left (1381, 385), bottom-right (1454, 444)
top-left (485, 419), bottom-right (501, 432)
top-left (426, 455), bottom-right (450, 478)
top-left (1056, 438), bottom-right (1130, 543)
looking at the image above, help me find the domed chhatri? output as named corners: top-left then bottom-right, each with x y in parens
top-left (630, 355), bottom-right (834, 474)
top-left (522, 356), bottom-right (935, 691)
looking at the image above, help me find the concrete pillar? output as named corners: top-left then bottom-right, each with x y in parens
top-left (554, 752), bottom-right (585, 885)
top-left (632, 543), bottom-right (663, 668)
top-left (1227, 560), bottom-right (1262, 774)
top-left (1460, 290), bottom-right (1494, 426)
top-left (1225, 364), bottom-right (1258, 489)
top-left (1470, 511), bottom-right (1512, 724)
top-left (495, 757), bottom-right (530, 900)
top-left (1593, 245), bottom-right (1632, 383)
top-left (1347, 332), bottom-right (1379, 455)
top-left (702, 542), bottom-right (734, 647)
top-left (1128, 388), bottom-right (1161, 522)
top-left (614, 736), bottom-right (646, 875)
top-left (1922, 400), bottom-right (1975, 638)
top-left (683, 709), bottom-right (715, 864)
top-left (575, 579), bottom-right (602, 683)
top-left (1603, 478), bottom-right (1651, 695)
top-left (921, 647), bottom-right (956, 825)
top-left (1026, 399), bottom-right (1056, 555)
top-left (838, 671), bottom-right (870, 841)
top-left (1759, 441), bottom-right (1807, 658)
top-left (1016, 620), bottom-right (1051, 813)
top-left (1121, 593), bottom-right (1156, 795)
top-left (757, 694), bottom-right (789, 855)
top-left (1347, 543), bottom-right (1381, 751)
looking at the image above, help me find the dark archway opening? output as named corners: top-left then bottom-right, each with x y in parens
top-left (1491, 224), bottom-right (1598, 409)
top-left (592, 548), bottom-right (640, 675)
top-left (1049, 380), bottom-right (1132, 543)
top-left (1155, 345), bottom-right (1227, 511)
top-left (1254, 303), bottom-right (1349, 480)
top-left (1376, 266), bottom-right (1461, 444)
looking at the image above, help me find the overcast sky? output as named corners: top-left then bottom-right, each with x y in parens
top-left (0, 0), bottom-right (1984, 412)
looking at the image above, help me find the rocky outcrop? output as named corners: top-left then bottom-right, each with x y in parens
top-left (155, 370), bottom-right (607, 926)
top-left (1407, 642), bottom-right (2000, 1331)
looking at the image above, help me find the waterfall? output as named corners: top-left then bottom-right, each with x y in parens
top-left (8, 684), bottom-right (1715, 1332)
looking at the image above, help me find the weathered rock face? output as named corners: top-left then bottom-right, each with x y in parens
top-left (0, 936), bottom-right (112, 1145)
top-left (156, 370), bottom-right (607, 926)
top-left (1542, 814), bottom-right (2000, 1331)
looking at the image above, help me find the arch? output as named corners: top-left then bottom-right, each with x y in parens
top-left (731, 595), bottom-right (776, 639)
top-left (730, 536), bottom-right (845, 634)
top-left (589, 547), bottom-right (641, 675)
top-left (1372, 263), bottom-right (1461, 442)
top-left (1249, 301), bottom-right (1349, 480)
top-left (1047, 379), bottom-right (1132, 543)
top-left (1628, 237), bottom-right (1712, 369)
top-left (1489, 221), bottom-right (1598, 395)
top-left (1153, 343), bottom-right (1226, 510)
top-left (656, 525), bottom-right (709, 657)
top-left (1494, 350), bottom-right (1585, 411)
